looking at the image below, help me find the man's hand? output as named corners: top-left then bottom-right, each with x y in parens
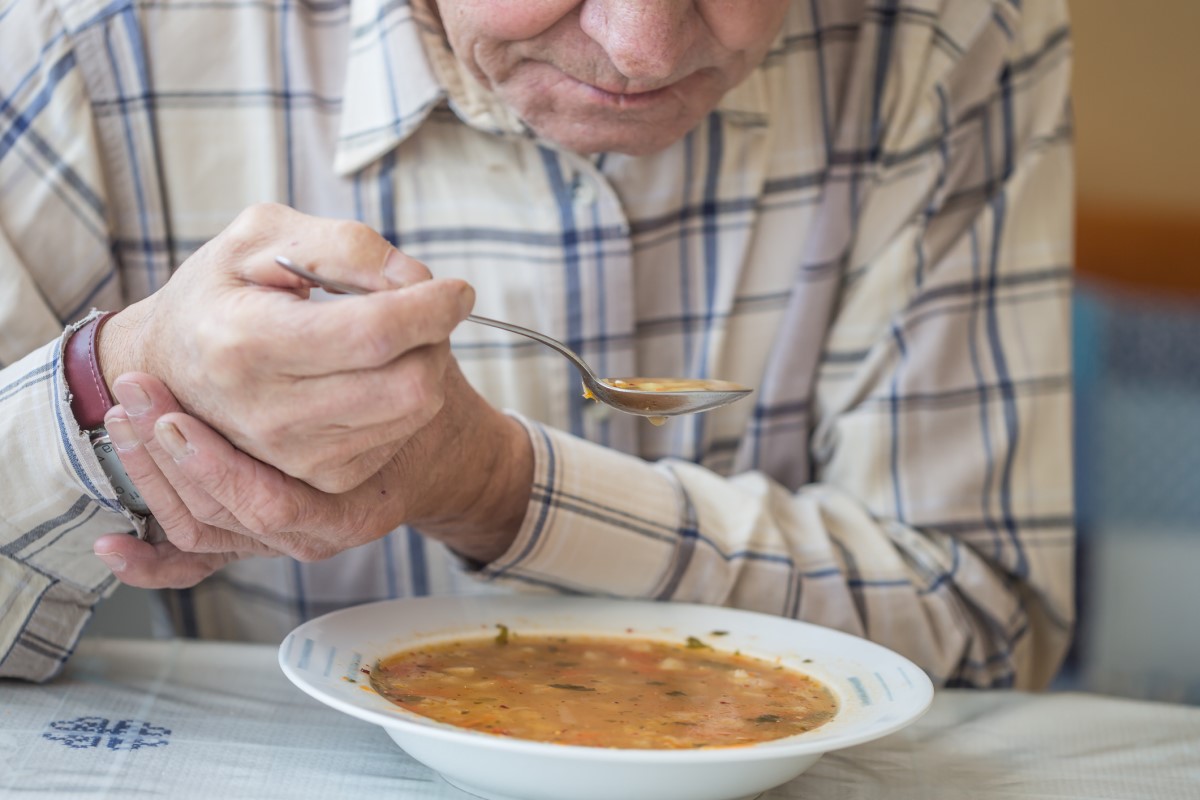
top-left (98, 203), bottom-right (474, 493)
top-left (94, 365), bottom-right (533, 589)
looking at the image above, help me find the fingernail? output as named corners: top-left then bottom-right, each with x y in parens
top-left (105, 416), bottom-right (140, 452)
top-left (96, 552), bottom-right (126, 572)
top-left (458, 282), bottom-right (476, 316)
top-left (112, 380), bottom-right (151, 415)
top-left (155, 420), bottom-right (195, 461)
top-left (383, 248), bottom-right (427, 287)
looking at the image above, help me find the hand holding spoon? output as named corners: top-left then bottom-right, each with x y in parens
top-left (274, 256), bottom-right (752, 421)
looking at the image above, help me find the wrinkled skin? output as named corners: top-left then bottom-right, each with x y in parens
top-left (101, 203), bottom-right (474, 494)
top-left (434, 0), bottom-right (790, 154)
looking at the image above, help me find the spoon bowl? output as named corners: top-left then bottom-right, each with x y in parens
top-left (585, 377), bottom-right (754, 419)
top-left (274, 256), bottom-right (753, 420)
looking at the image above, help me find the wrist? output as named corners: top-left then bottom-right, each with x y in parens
top-left (63, 311), bottom-right (151, 518)
top-left (410, 392), bottom-right (533, 563)
top-left (96, 300), bottom-right (150, 398)
top-left (65, 312), bottom-right (117, 430)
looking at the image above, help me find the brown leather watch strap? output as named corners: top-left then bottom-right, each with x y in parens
top-left (65, 312), bottom-right (117, 430)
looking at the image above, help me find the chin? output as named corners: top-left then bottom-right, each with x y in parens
top-left (545, 131), bottom-right (684, 156)
top-left (503, 77), bottom-right (715, 156)
top-left (526, 116), bottom-right (701, 156)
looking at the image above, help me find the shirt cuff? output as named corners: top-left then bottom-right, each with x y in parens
top-left (479, 415), bottom-right (688, 598)
top-left (54, 319), bottom-right (147, 537)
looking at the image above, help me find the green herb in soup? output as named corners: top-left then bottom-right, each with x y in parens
top-left (369, 633), bottom-right (837, 749)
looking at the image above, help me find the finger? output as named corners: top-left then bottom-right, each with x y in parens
top-left (281, 247), bottom-right (433, 292)
top-left (298, 219), bottom-right (431, 289)
top-left (265, 277), bottom-right (475, 375)
top-left (146, 409), bottom-right (344, 561)
top-left (109, 377), bottom-right (245, 535)
top-left (94, 533), bottom-right (243, 590)
top-left (279, 439), bottom-right (401, 495)
top-left (104, 407), bottom-right (253, 552)
top-left (288, 340), bottom-right (452, 435)
top-left (116, 370), bottom-right (394, 503)
top-left (108, 377), bottom-right (278, 554)
top-left (150, 409), bottom-right (395, 560)
top-left (215, 205), bottom-right (399, 289)
top-left (221, 205), bottom-right (431, 293)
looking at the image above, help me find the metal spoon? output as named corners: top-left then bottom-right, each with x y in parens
top-left (274, 256), bottom-right (752, 420)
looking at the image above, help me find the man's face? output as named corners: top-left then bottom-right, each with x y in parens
top-left (433, 1), bottom-right (790, 155)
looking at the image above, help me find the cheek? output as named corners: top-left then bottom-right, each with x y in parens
top-left (701, 0), bottom-right (791, 51)
top-left (441, 0), bottom-right (578, 42)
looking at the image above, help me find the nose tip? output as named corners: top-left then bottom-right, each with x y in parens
top-left (579, 2), bottom-right (695, 83)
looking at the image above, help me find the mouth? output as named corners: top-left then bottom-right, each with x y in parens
top-left (565, 75), bottom-right (679, 108)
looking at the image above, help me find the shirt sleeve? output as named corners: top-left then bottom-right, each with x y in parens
top-left (0, 335), bottom-right (142, 681)
top-left (481, 2), bottom-right (1074, 690)
top-left (0, 0), bottom-right (134, 681)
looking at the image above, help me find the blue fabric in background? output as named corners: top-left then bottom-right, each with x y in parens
top-left (1068, 281), bottom-right (1200, 704)
top-left (1076, 283), bottom-right (1200, 528)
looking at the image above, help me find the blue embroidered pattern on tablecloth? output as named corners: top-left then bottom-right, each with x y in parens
top-left (43, 717), bottom-right (171, 750)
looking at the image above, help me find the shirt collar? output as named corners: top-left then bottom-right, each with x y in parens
top-left (336, 0), bottom-right (771, 176)
top-left (334, 0), bottom-right (448, 175)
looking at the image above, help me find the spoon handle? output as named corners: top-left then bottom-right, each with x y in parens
top-left (465, 315), bottom-right (594, 380)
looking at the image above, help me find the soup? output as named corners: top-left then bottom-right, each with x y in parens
top-left (582, 378), bottom-right (750, 425)
top-left (602, 378), bottom-right (750, 393)
top-left (369, 631), bottom-right (837, 749)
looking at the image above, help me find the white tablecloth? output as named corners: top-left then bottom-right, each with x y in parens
top-left (2, 639), bottom-right (1198, 799)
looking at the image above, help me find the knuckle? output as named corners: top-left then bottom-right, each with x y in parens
top-left (238, 488), bottom-right (301, 538)
top-left (389, 250), bottom-right (433, 283)
top-left (289, 539), bottom-right (333, 563)
top-left (392, 360), bottom-right (444, 415)
top-left (331, 219), bottom-right (383, 258)
top-left (194, 504), bottom-right (235, 531)
top-left (307, 467), bottom-right (364, 495)
top-left (281, 453), bottom-right (326, 489)
top-left (331, 217), bottom-right (373, 242)
top-left (227, 202), bottom-right (283, 243)
top-left (163, 518), bottom-right (202, 552)
top-left (238, 202), bottom-right (288, 230)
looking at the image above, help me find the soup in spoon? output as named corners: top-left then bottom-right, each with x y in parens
top-left (584, 378), bottom-right (752, 424)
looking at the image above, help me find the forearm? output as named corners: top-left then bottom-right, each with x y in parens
top-left (479, 421), bottom-right (1073, 689)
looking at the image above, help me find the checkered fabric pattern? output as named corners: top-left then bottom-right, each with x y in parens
top-left (0, 0), bottom-right (1074, 687)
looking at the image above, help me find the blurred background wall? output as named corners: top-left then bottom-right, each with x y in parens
top-left (1066, 0), bottom-right (1200, 703)
top-left (86, 0), bottom-right (1200, 703)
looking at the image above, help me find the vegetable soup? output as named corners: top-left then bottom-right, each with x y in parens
top-left (369, 629), bottom-right (837, 749)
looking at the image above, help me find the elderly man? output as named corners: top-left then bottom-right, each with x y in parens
top-left (0, 0), bottom-right (1074, 688)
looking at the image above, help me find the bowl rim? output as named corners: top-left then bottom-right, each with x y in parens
top-left (279, 595), bottom-right (935, 763)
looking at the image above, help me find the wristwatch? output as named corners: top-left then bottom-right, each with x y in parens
top-left (65, 312), bottom-right (151, 519)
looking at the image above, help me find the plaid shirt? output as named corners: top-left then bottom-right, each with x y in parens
top-left (0, 0), bottom-right (1074, 688)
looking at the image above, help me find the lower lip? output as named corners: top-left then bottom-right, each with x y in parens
top-left (573, 79), bottom-right (675, 108)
